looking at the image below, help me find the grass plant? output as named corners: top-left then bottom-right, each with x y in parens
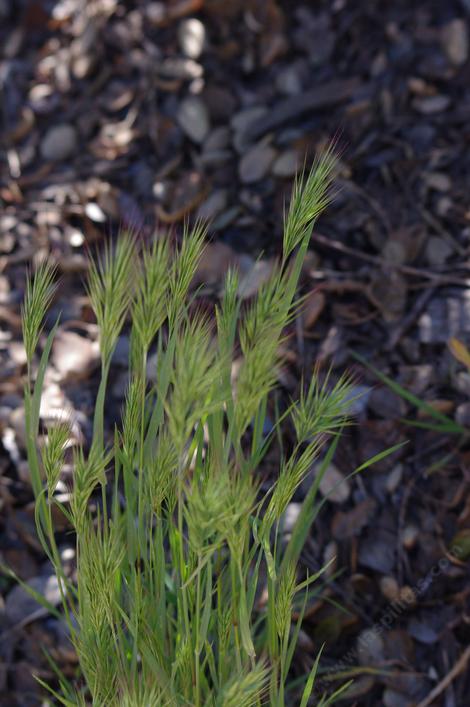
top-left (21, 152), bottom-right (383, 705)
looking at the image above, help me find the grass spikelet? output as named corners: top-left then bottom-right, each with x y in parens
top-left (22, 259), bottom-right (57, 368)
top-left (86, 232), bottom-right (135, 366)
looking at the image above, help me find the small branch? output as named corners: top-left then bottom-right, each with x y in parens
top-left (312, 232), bottom-right (470, 287)
top-left (415, 646), bottom-right (470, 707)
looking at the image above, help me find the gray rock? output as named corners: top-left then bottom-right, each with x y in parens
top-left (158, 58), bottom-right (203, 80)
top-left (413, 95), bottom-right (451, 114)
top-left (455, 401), bottom-right (470, 426)
top-left (368, 386), bottom-right (407, 419)
top-left (359, 531), bottom-right (396, 573)
top-left (203, 126), bottom-right (231, 152)
top-left (231, 106), bottom-right (267, 134)
top-left (386, 464), bottom-right (403, 494)
top-left (317, 462), bottom-right (351, 504)
top-left (5, 575), bottom-right (61, 626)
top-left (383, 689), bottom-right (415, 707)
top-left (196, 189), bottom-right (228, 221)
top-left (199, 149), bottom-right (233, 167)
top-left (238, 142), bottom-right (276, 184)
top-left (425, 171), bottom-right (452, 192)
top-left (441, 18), bottom-right (468, 66)
top-left (425, 236), bottom-right (453, 266)
top-left (178, 18), bottom-right (205, 59)
top-left (177, 96), bottom-right (210, 143)
top-left (357, 628), bottom-right (385, 665)
top-left (272, 149), bottom-right (299, 177)
top-left (407, 618), bottom-right (438, 644)
top-left (0, 0), bottom-right (9, 19)
top-left (275, 65), bottom-right (303, 95)
top-left (40, 124), bottom-right (78, 161)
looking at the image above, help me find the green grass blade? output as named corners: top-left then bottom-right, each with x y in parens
top-left (351, 350), bottom-right (467, 435)
top-left (299, 645), bottom-right (324, 707)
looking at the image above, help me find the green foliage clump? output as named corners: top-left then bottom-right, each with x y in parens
top-left (22, 152), bottom-right (356, 706)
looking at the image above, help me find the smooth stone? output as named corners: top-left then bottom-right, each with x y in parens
top-left (40, 124), bottom-right (78, 161)
top-left (177, 96), bottom-right (210, 143)
top-left (441, 18), bottom-right (468, 66)
top-left (275, 64), bottom-right (303, 95)
top-left (178, 18), bottom-right (205, 59)
top-left (203, 126), bottom-right (231, 152)
top-left (231, 106), bottom-right (267, 134)
top-left (413, 95), bottom-right (450, 114)
top-left (272, 149), bottom-right (299, 177)
top-left (425, 236), bottom-right (453, 266)
top-left (238, 142), bottom-right (276, 184)
top-left (196, 189), bottom-right (228, 220)
top-left (317, 463), bottom-right (351, 504)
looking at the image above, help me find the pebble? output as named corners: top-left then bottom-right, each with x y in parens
top-left (203, 126), bottom-right (231, 152)
top-left (436, 196), bottom-right (453, 216)
top-left (454, 371), bottom-right (470, 397)
top-left (52, 330), bottom-right (100, 381)
top-left (343, 384), bottom-right (372, 418)
top-left (84, 202), bottom-right (106, 223)
top-left (380, 575), bottom-right (400, 602)
top-left (158, 57), bottom-right (203, 80)
top-left (199, 149), bottom-right (233, 167)
top-left (193, 241), bottom-right (237, 287)
top-left (441, 18), bottom-right (468, 66)
top-left (317, 462), bottom-right (350, 504)
top-left (413, 95), bottom-right (450, 114)
top-left (238, 142), bottom-right (276, 183)
top-left (425, 171), bottom-right (451, 192)
top-left (111, 336), bottom-right (130, 367)
top-left (177, 96), bottom-right (210, 143)
top-left (358, 531), bottom-right (395, 573)
top-left (425, 236), bottom-right (453, 266)
top-left (282, 502), bottom-right (302, 535)
top-left (272, 149), bottom-right (299, 177)
top-left (40, 124), bottom-right (78, 161)
top-left (178, 18), bottom-right (205, 59)
top-left (401, 525), bottom-right (419, 550)
top-left (357, 628), bottom-right (385, 665)
top-left (455, 401), bottom-right (470, 427)
top-left (368, 386), bottom-right (407, 419)
top-left (383, 689), bottom-right (415, 707)
top-left (231, 106), bottom-right (267, 134)
top-left (407, 618), bottom-right (438, 644)
top-left (202, 85), bottom-right (237, 122)
top-left (5, 575), bottom-right (62, 625)
top-left (237, 257), bottom-right (275, 299)
top-left (275, 64), bottom-right (303, 95)
top-left (196, 189), bottom-right (228, 221)
top-left (386, 464), bottom-right (403, 493)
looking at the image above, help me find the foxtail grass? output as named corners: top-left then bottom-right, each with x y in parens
top-left (22, 152), bottom-right (368, 705)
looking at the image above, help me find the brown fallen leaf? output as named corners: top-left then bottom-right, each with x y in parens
top-left (302, 290), bottom-right (326, 329)
top-left (331, 497), bottom-right (377, 540)
top-left (449, 337), bottom-right (470, 370)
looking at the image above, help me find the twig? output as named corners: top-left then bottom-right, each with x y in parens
top-left (242, 79), bottom-right (361, 141)
top-left (312, 232), bottom-right (470, 287)
top-left (386, 286), bottom-right (436, 350)
top-left (415, 646), bottom-right (470, 707)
